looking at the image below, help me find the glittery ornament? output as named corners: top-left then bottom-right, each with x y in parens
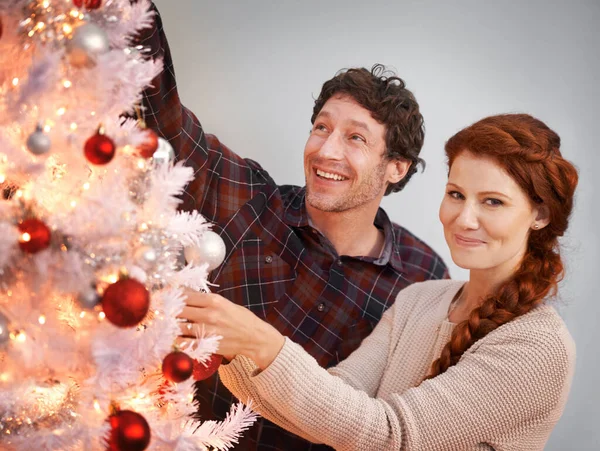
top-left (137, 129), bottom-right (159, 158)
top-left (107, 409), bottom-right (151, 451)
top-left (84, 130), bottom-right (115, 165)
top-left (193, 354), bottom-right (223, 381)
top-left (101, 278), bottom-right (149, 328)
top-left (162, 351), bottom-right (194, 383)
top-left (0, 311), bottom-right (11, 344)
top-left (19, 1), bottom-right (81, 49)
top-left (184, 230), bottom-right (226, 271)
top-left (26, 124), bottom-right (51, 155)
top-left (134, 245), bottom-right (158, 267)
top-left (18, 218), bottom-right (51, 254)
top-left (67, 22), bottom-right (110, 68)
top-left (151, 137), bottom-right (175, 165)
top-left (73, 0), bottom-right (102, 9)
top-left (77, 285), bottom-right (101, 309)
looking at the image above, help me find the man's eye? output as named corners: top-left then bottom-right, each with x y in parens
top-left (350, 134), bottom-right (365, 142)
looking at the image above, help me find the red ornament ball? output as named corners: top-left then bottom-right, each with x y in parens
top-left (18, 218), bottom-right (51, 254)
top-left (101, 278), bottom-right (149, 328)
top-left (84, 132), bottom-right (116, 165)
top-left (0, 16), bottom-right (3, 40)
top-left (162, 351), bottom-right (194, 383)
top-left (73, 0), bottom-right (102, 9)
top-left (193, 354), bottom-right (223, 381)
top-left (137, 129), bottom-right (159, 159)
top-left (107, 410), bottom-right (151, 451)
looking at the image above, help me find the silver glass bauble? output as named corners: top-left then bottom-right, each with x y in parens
top-left (67, 22), bottom-right (110, 68)
top-left (152, 137), bottom-right (176, 165)
top-left (184, 230), bottom-right (226, 271)
top-left (76, 286), bottom-right (101, 309)
top-left (0, 311), bottom-right (11, 344)
top-left (26, 124), bottom-right (51, 155)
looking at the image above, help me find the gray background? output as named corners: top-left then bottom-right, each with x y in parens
top-left (154, 1), bottom-right (599, 449)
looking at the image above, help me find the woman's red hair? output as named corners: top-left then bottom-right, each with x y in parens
top-left (428, 114), bottom-right (579, 378)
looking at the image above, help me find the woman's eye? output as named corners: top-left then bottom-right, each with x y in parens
top-left (314, 124), bottom-right (327, 132)
top-left (350, 134), bottom-right (365, 142)
top-left (485, 198), bottom-right (504, 207)
top-left (447, 190), bottom-right (464, 200)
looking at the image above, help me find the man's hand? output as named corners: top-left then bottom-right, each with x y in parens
top-left (178, 288), bottom-right (285, 370)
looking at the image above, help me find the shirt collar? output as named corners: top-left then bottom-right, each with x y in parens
top-left (283, 187), bottom-right (404, 272)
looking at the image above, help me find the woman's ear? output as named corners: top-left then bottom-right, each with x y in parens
top-left (532, 204), bottom-right (551, 230)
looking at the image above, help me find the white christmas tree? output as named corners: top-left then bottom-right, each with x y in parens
top-left (0, 0), bottom-right (256, 449)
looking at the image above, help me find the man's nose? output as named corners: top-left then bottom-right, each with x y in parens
top-left (319, 132), bottom-right (344, 160)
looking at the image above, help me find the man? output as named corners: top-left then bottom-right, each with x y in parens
top-left (139, 4), bottom-right (448, 449)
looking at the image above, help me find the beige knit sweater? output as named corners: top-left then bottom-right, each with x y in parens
top-left (219, 280), bottom-right (575, 451)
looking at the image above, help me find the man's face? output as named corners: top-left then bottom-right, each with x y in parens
top-left (304, 94), bottom-right (401, 213)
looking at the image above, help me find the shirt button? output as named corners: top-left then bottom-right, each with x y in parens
top-left (336, 259), bottom-right (343, 266)
top-left (317, 303), bottom-right (325, 312)
top-left (265, 255), bottom-right (273, 263)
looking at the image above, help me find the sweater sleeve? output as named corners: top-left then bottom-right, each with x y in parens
top-left (219, 355), bottom-right (323, 444)
top-left (241, 317), bottom-right (574, 450)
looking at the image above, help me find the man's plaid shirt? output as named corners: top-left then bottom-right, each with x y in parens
top-left (139, 4), bottom-right (449, 449)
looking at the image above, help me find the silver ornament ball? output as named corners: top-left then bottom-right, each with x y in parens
top-left (67, 22), bottom-right (110, 68)
top-left (152, 137), bottom-right (176, 165)
top-left (184, 230), bottom-right (226, 271)
top-left (26, 125), bottom-right (51, 155)
top-left (135, 245), bottom-right (158, 266)
top-left (0, 311), bottom-right (11, 345)
top-left (77, 286), bottom-right (101, 309)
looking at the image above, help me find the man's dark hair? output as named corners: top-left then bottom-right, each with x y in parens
top-left (311, 64), bottom-right (425, 195)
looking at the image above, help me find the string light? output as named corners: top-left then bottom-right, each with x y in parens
top-left (21, 233), bottom-right (32, 243)
top-left (12, 78), bottom-right (19, 87)
top-left (38, 315), bottom-right (46, 325)
top-left (83, 182), bottom-right (90, 190)
top-left (98, 312), bottom-right (106, 321)
top-left (56, 107), bottom-right (66, 116)
top-left (63, 80), bottom-right (72, 88)
top-left (0, 174), bottom-right (5, 183)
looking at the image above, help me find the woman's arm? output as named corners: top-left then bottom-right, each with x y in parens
top-left (238, 316), bottom-right (574, 450)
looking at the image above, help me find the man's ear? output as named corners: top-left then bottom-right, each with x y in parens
top-left (387, 159), bottom-right (411, 184)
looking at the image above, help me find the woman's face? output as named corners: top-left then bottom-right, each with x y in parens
top-left (439, 151), bottom-right (541, 279)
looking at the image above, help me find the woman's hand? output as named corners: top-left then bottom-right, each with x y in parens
top-left (178, 288), bottom-right (285, 370)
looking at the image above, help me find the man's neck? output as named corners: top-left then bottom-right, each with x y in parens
top-left (306, 203), bottom-right (384, 258)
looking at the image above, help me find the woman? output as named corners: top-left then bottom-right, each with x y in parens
top-left (180, 114), bottom-right (579, 450)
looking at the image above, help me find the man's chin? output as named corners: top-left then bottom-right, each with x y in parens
top-left (306, 193), bottom-right (347, 213)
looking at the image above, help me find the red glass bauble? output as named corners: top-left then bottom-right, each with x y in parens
top-left (101, 278), bottom-right (149, 328)
top-left (84, 132), bottom-right (116, 165)
top-left (0, 16), bottom-right (3, 40)
top-left (137, 129), bottom-right (159, 159)
top-left (193, 354), bottom-right (223, 381)
top-left (162, 351), bottom-right (194, 383)
top-left (73, 0), bottom-right (102, 9)
top-left (18, 218), bottom-right (51, 254)
top-left (107, 410), bottom-right (150, 451)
